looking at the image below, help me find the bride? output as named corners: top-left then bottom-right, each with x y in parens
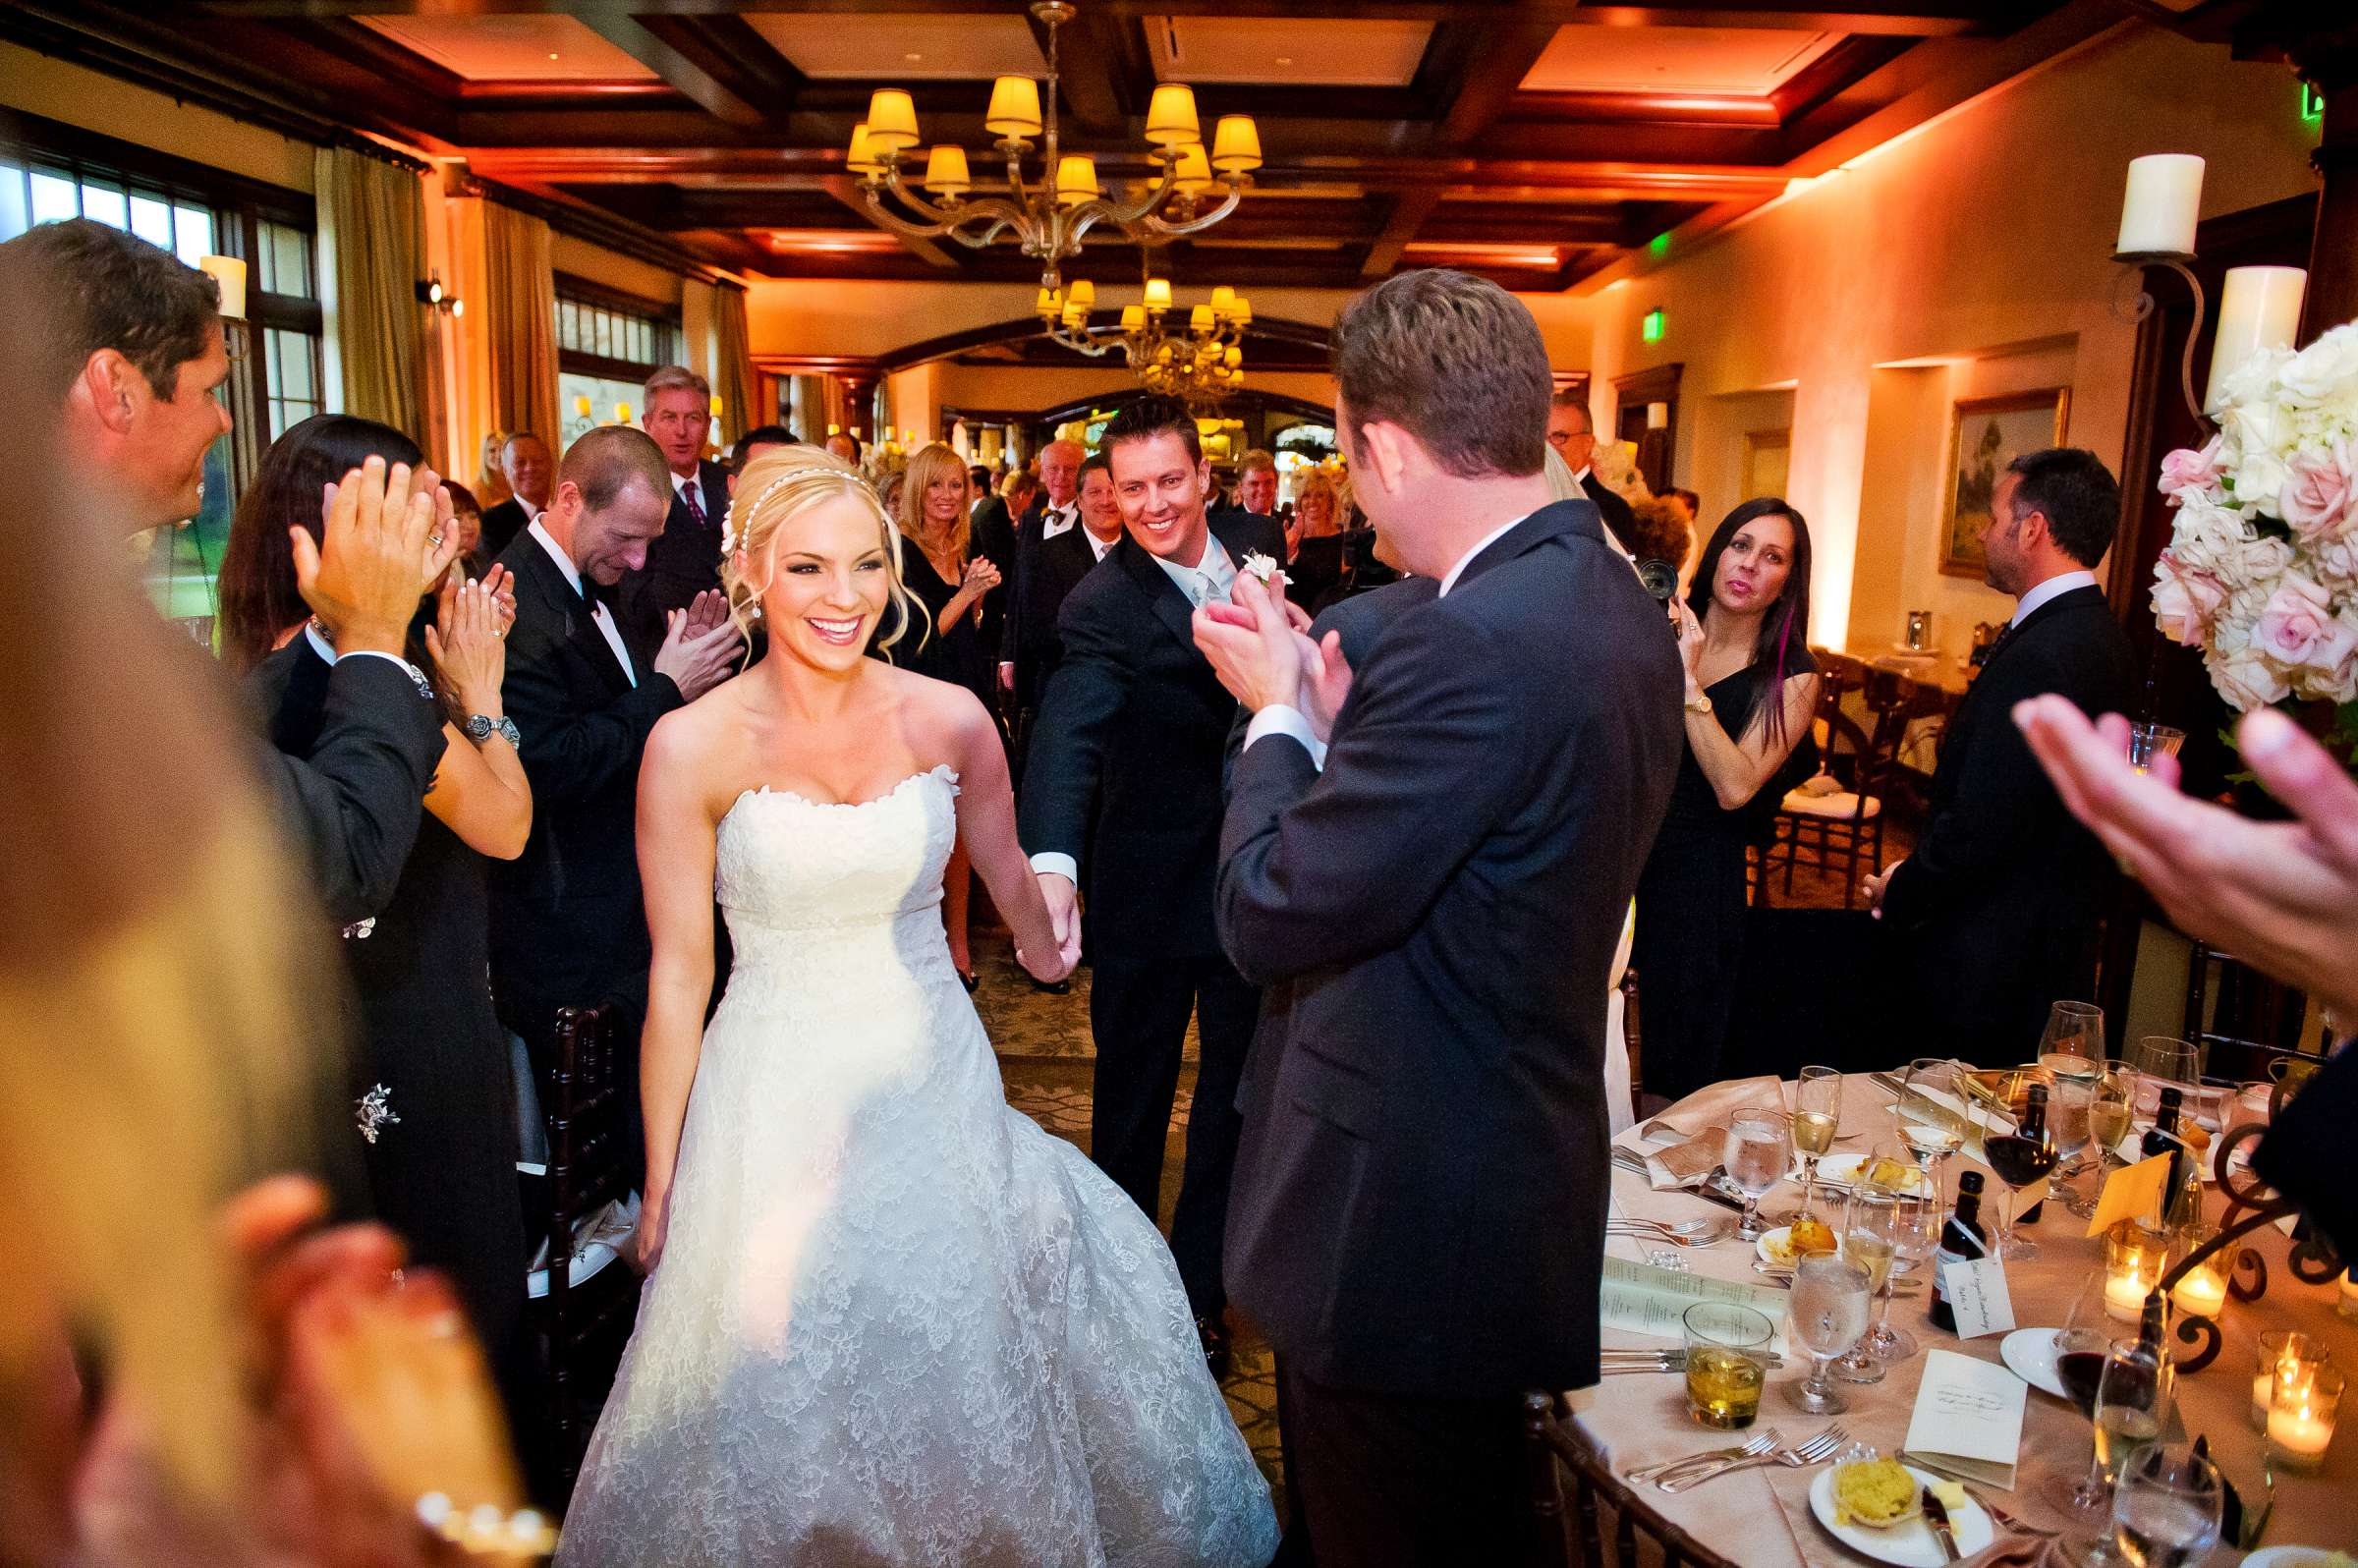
top-left (556, 450), bottom-right (1276, 1567)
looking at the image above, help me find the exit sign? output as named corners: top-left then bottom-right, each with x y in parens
top-left (1642, 308), bottom-right (1666, 344)
top-left (2303, 83), bottom-right (2325, 127)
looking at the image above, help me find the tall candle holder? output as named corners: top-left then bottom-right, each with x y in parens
top-left (2150, 1119), bottom-right (2344, 1374)
top-left (2108, 251), bottom-right (2207, 426)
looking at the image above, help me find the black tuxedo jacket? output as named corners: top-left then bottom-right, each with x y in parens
top-left (999, 520), bottom-right (1100, 714)
top-left (1580, 472), bottom-right (1640, 558)
top-left (477, 497), bottom-right (533, 563)
top-left (1019, 511), bottom-right (1285, 961)
top-left (1218, 499), bottom-right (1683, 1398)
top-left (970, 494), bottom-right (1019, 663)
top-left (488, 530), bottom-right (684, 1032)
top-left (1881, 582), bottom-right (2135, 1053)
top-left (618, 459), bottom-right (729, 653)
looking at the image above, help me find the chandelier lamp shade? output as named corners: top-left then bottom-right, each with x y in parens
top-left (849, 0), bottom-right (1260, 285)
top-left (1038, 259), bottom-right (1251, 410)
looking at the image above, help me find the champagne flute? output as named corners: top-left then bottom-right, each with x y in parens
top-left (1720, 1106), bottom-right (1791, 1243)
top-left (1895, 1058), bottom-right (1966, 1220)
top-left (1829, 1183), bottom-right (1909, 1384)
top-left (2108, 1444), bottom-right (2219, 1568)
top-left (1865, 1179), bottom-right (1932, 1364)
top-left (2051, 1072), bottom-right (2098, 1218)
top-left (1785, 1066), bottom-right (1842, 1225)
top-left (1981, 1064), bottom-right (2059, 1260)
top-left (1785, 1254), bottom-right (1871, 1413)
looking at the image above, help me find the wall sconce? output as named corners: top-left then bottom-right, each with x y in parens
top-left (416, 274), bottom-right (465, 317)
top-left (197, 255), bottom-right (248, 357)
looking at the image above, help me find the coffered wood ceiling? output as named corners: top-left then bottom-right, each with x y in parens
top-left (3, 1), bottom-right (2113, 296)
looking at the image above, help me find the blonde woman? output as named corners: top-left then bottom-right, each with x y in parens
top-left (560, 448), bottom-right (1275, 1567)
top-left (472, 428), bottom-right (513, 511)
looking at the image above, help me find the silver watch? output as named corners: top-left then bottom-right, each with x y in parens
top-left (466, 713), bottom-right (521, 749)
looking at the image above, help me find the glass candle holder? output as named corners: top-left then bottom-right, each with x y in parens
top-left (1683, 1302), bottom-right (1773, 1430)
top-left (2250, 1330), bottom-right (2328, 1431)
top-left (2105, 1219), bottom-right (2171, 1322)
top-left (2266, 1362), bottom-right (2342, 1475)
top-left (2168, 1221), bottom-right (2230, 1319)
top-left (2340, 1266), bottom-right (2357, 1322)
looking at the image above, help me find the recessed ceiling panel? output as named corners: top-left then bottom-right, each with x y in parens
top-left (1520, 26), bottom-right (1839, 96)
top-left (358, 15), bottom-right (656, 83)
top-left (743, 14), bottom-right (1044, 80)
top-left (1151, 17), bottom-right (1432, 87)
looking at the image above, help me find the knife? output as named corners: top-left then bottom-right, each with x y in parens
top-left (1921, 1488), bottom-right (1962, 1562)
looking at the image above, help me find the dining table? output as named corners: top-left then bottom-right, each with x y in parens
top-left (1575, 1069), bottom-right (2357, 1565)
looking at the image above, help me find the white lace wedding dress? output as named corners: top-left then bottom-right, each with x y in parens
top-left (556, 765), bottom-right (1276, 1567)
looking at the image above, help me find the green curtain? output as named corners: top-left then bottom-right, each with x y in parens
top-left (482, 200), bottom-right (561, 453)
top-left (314, 145), bottom-right (428, 441)
top-left (713, 282), bottom-right (757, 451)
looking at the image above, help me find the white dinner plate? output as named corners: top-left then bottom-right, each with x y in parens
top-left (1999, 1327), bottom-right (2068, 1401)
top-left (2243, 1549), bottom-right (2356, 1568)
top-left (1809, 1464), bottom-right (1995, 1567)
top-left (1816, 1152), bottom-right (1927, 1196)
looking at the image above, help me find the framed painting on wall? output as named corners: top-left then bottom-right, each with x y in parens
top-left (1939, 388), bottom-right (2070, 577)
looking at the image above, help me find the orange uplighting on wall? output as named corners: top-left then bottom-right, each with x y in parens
top-left (764, 230), bottom-right (901, 254)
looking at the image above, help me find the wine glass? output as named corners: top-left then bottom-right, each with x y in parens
top-left (1784, 1066), bottom-right (1842, 1224)
top-left (1785, 1253), bottom-right (1871, 1414)
top-left (2107, 1444), bottom-right (2220, 1568)
top-left (2039, 999), bottom-right (2106, 1081)
top-left (1829, 1183), bottom-right (1919, 1384)
top-left (1720, 1105), bottom-right (1791, 1242)
top-left (2076, 1334), bottom-right (2175, 1562)
top-left (2125, 1036), bottom-right (2201, 1117)
top-left (1895, 1057), bottom-right (1966, 1218)
top-left (2088, 1070), bottom-right (2135, 1172)
top-left (1865, 1178), bottom-right (1934, 1365)
top-left (1981, 1064), bottom-right (2059, 1260)
top-left (2049, 1072), bottom-right (2098, 1218)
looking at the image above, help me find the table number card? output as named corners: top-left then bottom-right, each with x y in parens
top-left (1902, 1348), bottom-right (2028, 1489)
top-left (2082, 1151), bottom-right (2173, 1238)
top-left (1937, 1257), bottom-right (2016, 1338)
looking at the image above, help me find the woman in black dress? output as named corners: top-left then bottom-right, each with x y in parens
top-left (1632, 498), bottom-right (1822, 1101)
top-left (219, 415), bottom-right (536, 1427)
top-left (895, 440), bottom-right (1003, 988)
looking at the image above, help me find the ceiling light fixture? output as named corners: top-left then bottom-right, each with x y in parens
top-left (1034, 251), bottom-right (1250, 410)
top-left (849, 0), bottom-right (1260, 290)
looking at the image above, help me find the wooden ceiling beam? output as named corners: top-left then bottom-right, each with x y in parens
top-left (1361, 187), bottom-right (1444, 276)
top-left (1436, 9), bottom-right (1562, 146)
top-left (571, 5), bottom-right (766, 128)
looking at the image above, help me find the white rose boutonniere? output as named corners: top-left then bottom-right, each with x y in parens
top-left (1240, 550), bottom-right (1279, 588)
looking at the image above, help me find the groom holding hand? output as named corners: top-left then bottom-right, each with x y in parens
top-left (1196, 269), bottom-right (1684, 1564)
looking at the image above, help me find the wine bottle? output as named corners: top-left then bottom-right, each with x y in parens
top-left (2019, 1083), bottom-right (2050, 1223)
top-left (2143, 1087), bottom-right (2185, 1227)
top-left (1929, 1169), bottom-right (1989, 1333)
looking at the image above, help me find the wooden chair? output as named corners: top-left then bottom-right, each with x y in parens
top-left (1525, 1391), bottom-right (1742, 1568)
top-left (531, 1002), bottom-right (642, 1493)
top-left (1761, 679), bottom-right (1886, 907)
top-left (2182, 941), bottom-right (2326, 1080)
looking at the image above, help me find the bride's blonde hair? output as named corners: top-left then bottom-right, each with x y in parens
top-left (720, 445), bottom-right (926, 657)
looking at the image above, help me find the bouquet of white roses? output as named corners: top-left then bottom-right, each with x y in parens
top-left (2152, 321), bottom-right (2358, 722)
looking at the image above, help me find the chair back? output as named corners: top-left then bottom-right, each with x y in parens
top-left (1525, 1392), bottom-right (1741, 1568)
top-left (537, 1002), bottom-right (642, 1491)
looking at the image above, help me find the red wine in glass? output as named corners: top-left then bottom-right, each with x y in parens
top-left (1985, 1134), bottom-right (2059, 1190)
top-left (2057, 1350), bottom-right (2106, 1416)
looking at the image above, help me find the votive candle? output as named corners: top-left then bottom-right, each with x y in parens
top-left (2267, 1363), bottom-right (2341, 1474)
top-left (2105, 1221), bottom-right (2169, 1321)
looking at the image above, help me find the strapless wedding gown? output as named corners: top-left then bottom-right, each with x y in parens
top-left (556, 765), bottom-right (1276, 1567)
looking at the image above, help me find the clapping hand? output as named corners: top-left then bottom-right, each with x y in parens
top-left (301, 457), bottom-right (444, 659)
top-left (963, 556), bottom-right (1002, 595)
top-left (652, 593), bottom-right (746, 701)
top-left (423, 572), bottom-right (508, 718)
top-left (680, 588), bottom-right (733, 641)
top-left (1194, 572), bottom-right (1352, 741)
top-left (2015, 696), bottom-right (2358, 1022)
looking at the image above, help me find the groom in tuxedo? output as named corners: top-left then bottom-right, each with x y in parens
top-left (1021, 398), bottom-right (1283, 1372)
top-left (1195, 270), bottom-right (1683, 1564)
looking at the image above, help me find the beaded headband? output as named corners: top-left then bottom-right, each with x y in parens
top-left (720, 465), bottom-right (871, 555)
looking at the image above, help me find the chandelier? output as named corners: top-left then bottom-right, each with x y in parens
top-left (845, 0), bottom-right (1261, 285)
top-left (1036, 264), bottom-right (1251, 410)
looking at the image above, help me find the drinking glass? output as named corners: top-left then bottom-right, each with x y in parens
top-left (2125, 1036), bottom-right (2201, 1116)
top-left (2050, 1072), bottom-right (2098, 1217)
top-left (1980, 1064), bottom-right (2059, 1260)
top-left (2049, 1321), bottom-right (2116, 1521)
top-left (1784, 1066), bottom-right (1842, 1224)
top-left (1866, 1179), bottom-right (1934, 1364)
top-left (1786, 1254), bottom-right (1870, 1413)
top-left (2089, 1070), bottom-right (2135, 1171)
top-left (1894, 1057), bottom-right (1966, 1217)
top-left (2106, 1444), bottom-right (2220, 1568)
top-left (1830, 1183), bottom-right (1918, 1383)
top-left (2039, 1000), bottom-right (2106, 1080)
top-left (2126, 722), bottom-right (2188, 775)
top-left (1683, 1303), bottom-right (1773, 1429)
top-left (1720, 1105), bottom-right (1791, 1242)
top-left (2074, 1333), bottom-right (2173, 1554)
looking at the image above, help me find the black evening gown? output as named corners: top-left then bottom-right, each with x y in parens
top-left (1631, 651), bottom-right (1819, 1102)
top-left (899, 544), bottom-right (1001, 720)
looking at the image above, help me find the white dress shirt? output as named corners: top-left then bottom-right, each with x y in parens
top-left (2009, 568), bottom-right (2099, 629)
top-left (1083, 527), bottom-right (1117, 563)
top-left (301, 622), bottom-right (430, 689)
top-left (511, 493), bottom-right (542, 524)
top-left (530, 521), bottom-right (637, 687)
top-left (1039, 499), bottom-right (1079, 540)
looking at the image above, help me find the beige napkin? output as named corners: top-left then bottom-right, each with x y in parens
top-left (1642, 1076), bottom-right (1787, 1143)
top-left (1643, 1134), bottom-right (1725, 1191)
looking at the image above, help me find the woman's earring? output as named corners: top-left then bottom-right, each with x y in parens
top-left (747, 601), bottom-right (762, 620)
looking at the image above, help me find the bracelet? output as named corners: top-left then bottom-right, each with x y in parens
top-left (416, 1492), bottom-right (557, 1557)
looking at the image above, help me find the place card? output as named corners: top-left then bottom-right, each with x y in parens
top-left (1599, 1257), bottom-right (1789, 1355)
top-left (1902, 1348), bottom-right (2028, 1488)
top-left (1937, 1258), bottom-right (2017, 1339)
top-left (2082, 1151), bottom-right (2174, 1239)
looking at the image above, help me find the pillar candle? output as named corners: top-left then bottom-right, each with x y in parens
top-left (2115, 154), bottom-right (2204, 255)
top-left (2206, 266), bottom-right (2307, 411)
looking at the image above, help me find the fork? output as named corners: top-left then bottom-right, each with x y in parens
top-left (1623, 1430), bottom-right (1777, 1484)
top-left (1961, 1484), bottom-right (2061, 1539)
top-left (1657, 1428), bottom-right (1847, 1492)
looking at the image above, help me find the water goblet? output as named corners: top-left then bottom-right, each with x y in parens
top-left (2106, 1444), bottom-right (2219, 1568)
top-left (1720, 1105), bottom-right (1791, 1243)
top-left (1895, 1057), bottom-right (1966, 1217)
top-left (2049, 1073), bottom-right (2098, 1218)
top-left (1865, 1178), bottom-right (1933, 1364)
top-left (1786, 1254), bottom-right (1870, 1414)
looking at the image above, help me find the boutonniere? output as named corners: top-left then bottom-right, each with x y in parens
top-left (1240, 550), bottom-right (1278, 587)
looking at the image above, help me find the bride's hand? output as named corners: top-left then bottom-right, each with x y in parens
top-left (1015, 935), bottom-right (1075, 985)
top-left (631, 1186), bottom-right (671, 1275)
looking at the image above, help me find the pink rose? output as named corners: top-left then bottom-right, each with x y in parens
top-left (2158, 436), bottom-right (2225, 504)
top-left (2151, 553), bottom-right (2226, 647)
top-left (2253, 571), bottom-right (2358, 676)
top-left (2278, 441), bottom-right (2358, 540)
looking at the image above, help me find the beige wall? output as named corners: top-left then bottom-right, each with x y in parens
top-left (1588, 22), bottom-right (2320, 650)
top-left (0, 41), bottom-right (314, 194)
top-left (550, 230), bottom-right (683, 308)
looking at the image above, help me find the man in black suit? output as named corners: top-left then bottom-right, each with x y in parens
top-left (618, 365), bottom-right (733, 655)
top-left (1211, 446), bottom-right (1279, 531)
top-left (1194, 269), bottom-right (1683, 1564)
top-left (997, 438), bottom-right (1087, 749)
top-left (1020, 401), bottom-right (1283, 1372)
top-left (1866, 447), bottom-right (2135, 1057)
top-left (489, 425), bottom-right (741, 1068)
top-left (1001, 454), bottom-right (1123, 742)
top-left (477, 432), bottom-right (551, 562)
top-left (1548, 386), bottom-right (1641, 558)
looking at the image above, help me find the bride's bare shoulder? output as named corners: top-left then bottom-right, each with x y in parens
top-left (643, 681), bottom-right (759, 803)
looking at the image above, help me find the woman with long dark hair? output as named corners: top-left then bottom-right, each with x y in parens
top-left (219, 413), bottom-right (536, 1430)
top-left (1632, 497), bottom-right (1822, 1100)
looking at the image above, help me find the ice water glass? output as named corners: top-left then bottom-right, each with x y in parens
top-left (1787, 1254), bottom-right (1869, 1414)
top-left (2126, 722), bottom-right (2187, 775)
top-left (1721, 1105), bottom-right (1791, 1242)
top-left (1683, 1303), bottom-right (1773, 1429)
top-left (2106, 1444), bottom-right (2219, 1568)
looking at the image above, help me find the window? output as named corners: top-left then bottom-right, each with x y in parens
top-left (0, 116), bottom-right (322, 638)
top-left (555, 274), bottom-right (679, 447)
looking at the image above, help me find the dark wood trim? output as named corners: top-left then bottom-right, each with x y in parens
top-left (0, 108), bottom-right (317, 216)
top-left (1611, 361), bottom-right (1685, 404)
top-left (559, 349), bottom-right (668, 384)
top-left (552, 268), bottom-right (685, 323)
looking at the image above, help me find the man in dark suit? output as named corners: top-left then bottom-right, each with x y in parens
top-left (1194, 269), bottom-right (1683, 1564)
top-left (1866, 447), bottom-right (2135, 1057)
top-left (1210, 446), bottom-right (1279, 532)
top-left (618, 365), bottom-right (733, 655)
top-left (1547, 386), bottom-right (1640, 558)
top-left (477, 432), bottom-right (551, 562)
top-left (1001, 453), bottom-right (1123, 746)
top-left (1020, 401), bottom-right (1284, 1372)
top-left (489, 425), bottom-right (741, 1069)
top-left (996, 440), bottom-right (1085, 725)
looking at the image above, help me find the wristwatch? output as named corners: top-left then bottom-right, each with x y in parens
top-left (466, 713), bottom-right (522, 749)
top-left (1684, 691), bottom-right (1714, 715)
